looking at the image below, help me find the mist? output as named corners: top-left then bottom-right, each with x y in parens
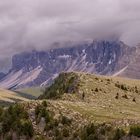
top-left (0, 0), bottom-right (140, 71)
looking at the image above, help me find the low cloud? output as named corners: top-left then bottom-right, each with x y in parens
top-left (0, 0), bottom-right (140, 71)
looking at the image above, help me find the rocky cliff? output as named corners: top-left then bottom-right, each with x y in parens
top-left (0, 40), bottom-right (136, 89)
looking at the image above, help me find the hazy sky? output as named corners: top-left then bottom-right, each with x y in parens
top-left (0, 0), bottom-right (140, 71)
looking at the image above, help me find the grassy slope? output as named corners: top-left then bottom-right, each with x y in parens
top-left (2, 71), bottom-right (140, 125)
top-left (40, 72), bottom-right (140, 126)
top-left (1, 72), bottom-right (140, 139)
top-left (0, 88), bottom-right (30, 106)
top-left (69, 73), bottom-right (140, 123)
top-left (0, 87), bottom-right (42, 106)
top-left (16, 87), bottom-right (43, 98)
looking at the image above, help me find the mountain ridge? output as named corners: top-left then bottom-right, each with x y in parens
top-left (0, 40), bottom-right (138, 89)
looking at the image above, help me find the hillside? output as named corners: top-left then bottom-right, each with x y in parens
top-left (0, 87), bottom-right (42, 106)
top-left (1, 72), bottom-right (140, 139)
top-left (40, 72), bottom-right (140, 124)
top-left (16, 87), bottom-right (43, 99)
top-left (0, 88), bottom-right (31, 106)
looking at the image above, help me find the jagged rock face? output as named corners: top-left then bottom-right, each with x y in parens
top-left (0, 73), bottom-right (6, 80)
top-left (117, 46), bottom-right (140, 79)
top-left (0, 41), bottom-right (136, 89)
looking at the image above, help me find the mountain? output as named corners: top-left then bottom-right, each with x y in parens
top-left (116, 46), bottom-right (140, 79)
top-left (1, 72), bottom-right (140, 139)
top-left (0, 40), bottom-right (137, 89)
top-left (0, 72), bottom-right (6, 80)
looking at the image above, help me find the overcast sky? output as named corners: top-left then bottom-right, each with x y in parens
top-left (0, 0), bottom-right (140, 71)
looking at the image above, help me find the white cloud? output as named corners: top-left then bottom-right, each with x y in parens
top-left (0, 0), bottom-right (140, 68)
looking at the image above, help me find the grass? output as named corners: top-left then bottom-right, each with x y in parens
top-left (62, 100), bottom-right (140, 123)
top-left (16, 87), bottom-right (43, 98)
top-left (2, 71), bottom-right (140, 126)
top-left (40, 72), bottom-right (140, 126)
top-left (0, 87), bottom-right (43, 106)
top-left (0, 88), bottom-right (30, 104)
top-left (2, 72), bottom-right (140, 139)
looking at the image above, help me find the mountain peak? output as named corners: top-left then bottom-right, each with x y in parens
top-left (0, 40), bottom-right (137, 89)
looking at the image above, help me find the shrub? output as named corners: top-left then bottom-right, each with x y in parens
top-left (35, 135), bottom-right (45, 140)
top-left (122, 94), bottom-right (128, 99)
top-left (5, 134), bottom-right (12, 140)
top-left (61, 115), bottom-right (72, 125)
top-left (129, 125), bottom-right (140, 137)
top-left (115, 83), bottom-right (128, 91)
top-left (113, 128), bottom-right (125, 140)
top-left (0, 107), bottom-right (3, 117)
top-left (95, 77), bottom-right (99, 80)
top-left (35, 105), bottom-right (41, 117)
top-left (115, 83), bottom-right (121, 88)
top-left (18, 119), bottom-right (34, 137)
top-left (63, 128), bottom-right (69, 137)
top-left (55, 128), bottom-right (60, 137)
top-left (133, 97), bottom-right (136, 102)
top-left (54, 119), bottom-right (59, 127)
top-left (95, 88), bottom-right (98, 92)
top-left (82, 92), bottom-right (85, 100)
top-left (55, 135), bottom-right (63, 140)
top-left (42, 100), bottom-right (47, 107)
top-left (88, 134), bottom-right (96, 140)
top-left (0, 107), bottom-right (3, 122)
top-left (45, 121), bottom-right (55, 131)
top-left (104, 124), bottom-right (112, 132)
top-left (135, 86), bottom-right (139, 93)
top-left (81, 128), bottom-right (88, 140)
top-left (100, 127), bottom-right (106, 135)
top-left (35, 104), bottom-right (51, 123)
top-left (73, 131), bottom-right (79, 138)
top-left (106, 79), bottom-right (110, 82)
top-left (115, 93), bottom-right (119, 99)
top-left (81, 123), bottom-right (97, 140)
top-left (1, 103), bottom-right (34, 138)
top-left (2, 118), bottom-right (11, 133)
top-left (120, 84), bottom-right (127, 91)
top-left (7, 104), bottom-right (28, 121)
top-left (86, 123), bottom-right (96, 136)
